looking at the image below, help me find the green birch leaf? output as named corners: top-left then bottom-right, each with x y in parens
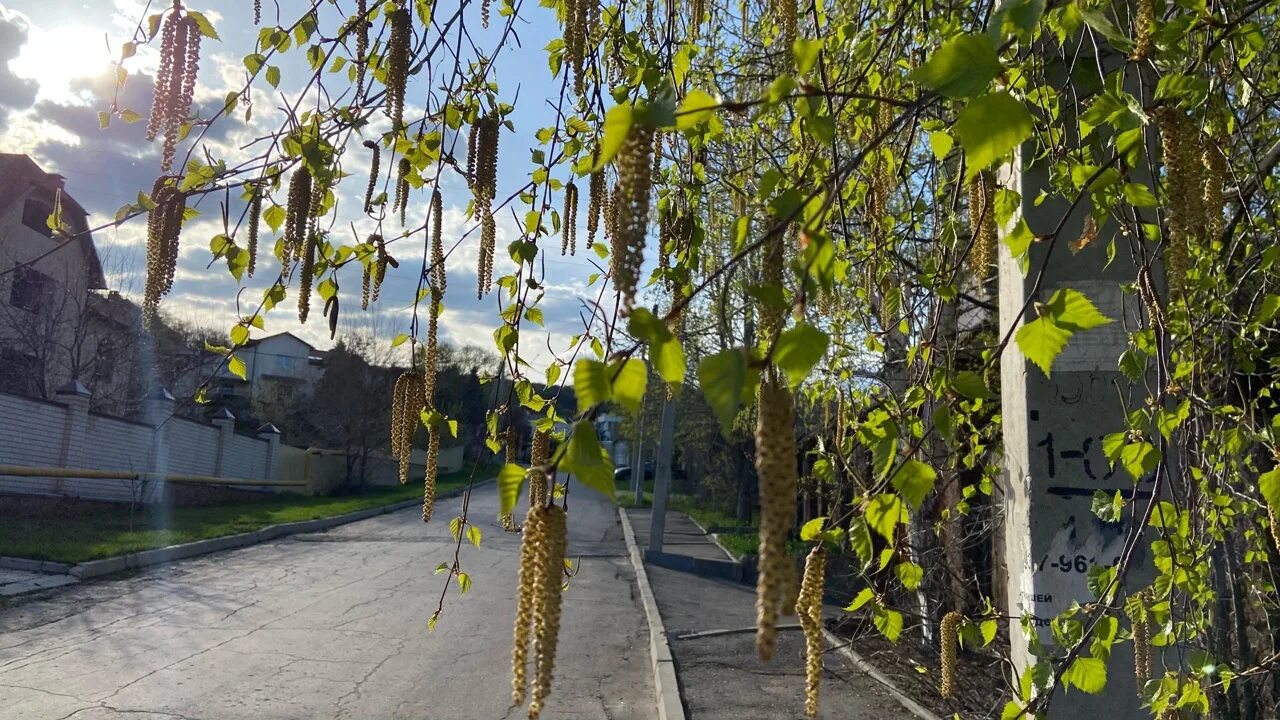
top-left (1261, 468), bottom-right (1280, 511)
top-left (611, 358), bottom-right (647, 414)
top-left (698, 349), bottom-right (748, 435)
top-left (773, 323), bottom-right (829, 387)
top-left (955, 92), bottom-right (1034, 180)
top-left (497, 464), bottom-right (526, 515)
top-left (799, 516), bottom-right (827, 542)
top-left (890, 459), bottom-right (937, 509)
top-left (873, 606), bottom-right (904, 642)
top-left (910, 34), bottom-right (1002, 99)
top-left (594, 104), bottom-right (633, 170)
top-left (1016, 317), bottom-right (1071, 376)
top-left (865, 493), bottom-right (905, 542)
top-left (574, 359), bottom-right (612, 410)
top-left (1062, 656), bottom-right (1108, 694)
top-left (675, 89), bottom-right (718, 130)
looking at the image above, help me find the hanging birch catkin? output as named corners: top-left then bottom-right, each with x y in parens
top-left (529, 504), bottom-right (567, 719)
top-left (796, 546), bottom-right (826, 717)
top-left (529, 429), bottom-right (550, 508)
top-left (939, 611), bottom-right (962, 699)
top-left (511, 504), bottom-right (546, 707)
top-left (147, 2), bottom-right (201, 172)
top-left (384, 8), bottom-right (411, 130)
top-left (245, 182), bottom-right (261, 278)
top-left (500, 425), bottom-right (520, 531)
top-left (967, 170), bottom-right (996, 282)
top-left (562, 181), bottom-right (578, 256)
top-left (755, 367), bottom-right (798, 661)
top-left (391, 371), bottom-right (426, 485)
top-left (143, 176), bottom-right (186, 328)
top-left (586, 166), bottom-right (606, 248)
top-left (612, 125), bottom-right (656, 312)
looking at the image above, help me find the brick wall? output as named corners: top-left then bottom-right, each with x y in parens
top-left (223, 433), bottom-right (272, 479)
top-left (165, 417), bottom-right (221, 477)
top-left (0, 386), bottom-right (278, 503)
top-left (0, 392), bottom-right (64, 467)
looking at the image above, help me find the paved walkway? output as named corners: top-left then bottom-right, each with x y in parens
top-left (626, 508), bottom-right (734, 562)
top-left (0, 482), bottom-right (654, 719)
top-left (626, 508), bottom-right (916, 720)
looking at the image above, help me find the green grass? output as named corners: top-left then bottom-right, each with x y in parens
top-left (615, 489), bottom-right (761, 559)
top-left (616, 490), bottom-right (755, 529)
top-left (714, 533), bottom-right (759, 559)
top-left (0, 465), bottom-right (498, 564)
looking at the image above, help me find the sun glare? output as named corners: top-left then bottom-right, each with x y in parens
top-left (11, 22), bottom-right (115, 104)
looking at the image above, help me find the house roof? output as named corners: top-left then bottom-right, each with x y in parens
top-left (243, 331), bottom-right (319, 351)
top-left (0, 153), bottom-right (106, 290)
top-left (86, 290), bottom-right (141, 328)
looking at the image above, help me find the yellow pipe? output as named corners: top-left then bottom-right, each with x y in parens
top-left (0, 465), bottom-right (305, 487)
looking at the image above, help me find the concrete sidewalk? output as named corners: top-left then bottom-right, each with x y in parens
top-left (626, 508), bottom-right (734, 562)
top-left (0, 567), bottom-right (76, 596)
top-left (626, 508), bottom-right (918, 720)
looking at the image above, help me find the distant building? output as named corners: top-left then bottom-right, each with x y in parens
top-left (595, 411), bottom-right (630, 466)
top-left (204, 331), bottom-right (327, 407)
top-left (0, 153), bottom-right (135, 411)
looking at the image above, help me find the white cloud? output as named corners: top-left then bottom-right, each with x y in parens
top-left (0, 0), bottom-right (631, 378)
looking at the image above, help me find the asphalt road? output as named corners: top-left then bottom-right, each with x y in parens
top-left (0, 480), bottom-right (655, 719)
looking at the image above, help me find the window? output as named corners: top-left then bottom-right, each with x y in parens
top-left (0, 347), bottom-right (42, 396)
top-left (269, 381), bottom-right (296, 403)
top-left (22, 198), bottom-right (54, 237)
top-left (92, 338), bottom-right (117, 383)
top-left (8, 266), bottom-right (53, 313)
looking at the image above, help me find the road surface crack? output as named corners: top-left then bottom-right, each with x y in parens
top-left (333, 636), bottom-right (407, 717)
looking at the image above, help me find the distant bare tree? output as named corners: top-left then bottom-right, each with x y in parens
top-left (306, 333), bottom-right (397, 489)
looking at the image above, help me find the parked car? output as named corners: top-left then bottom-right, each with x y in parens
top-left (613, 462), bottom-right (654, 483)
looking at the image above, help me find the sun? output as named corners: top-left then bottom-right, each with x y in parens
top-left (11, 21), bottom-right (116, 104)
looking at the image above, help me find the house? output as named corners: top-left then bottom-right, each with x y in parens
top-left (205, 331), bottom-right (327, 407)
top-left (595, 411), bottom-right (630, 466)
top-left (0, 153), bottom-right (131, 408)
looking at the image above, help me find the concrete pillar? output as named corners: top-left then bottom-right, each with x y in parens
top-left (53, 380), bottom-right (91, 494)
top-left (257, 423), bottom-right (281, 482)
top-left (997, 75), bottom-right (1154, 715)
top-left (631, 430), bottom-right (645, 506)
top-left (647, 395), bottom-right (677, 556)
top-left (210, 408), bottom-right (236, 477)
top-left (143, 387), bottom-right (175, 428)
top-left (144, 387), bottom-right (175, 503)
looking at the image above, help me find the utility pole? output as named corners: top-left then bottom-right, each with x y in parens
top-left (632, 350), bottom-right (649, 506)
top-left (997, 40), bottom-right (1154, 716)
top-left (646, 392), bottom-right (676, 556)
top-left (631, 407), bottom-right (645, 506)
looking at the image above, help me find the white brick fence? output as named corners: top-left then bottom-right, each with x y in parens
top-left (0, 382), bottom-right (286, 503)
top-left (0, 383), bottom-right (467, 503)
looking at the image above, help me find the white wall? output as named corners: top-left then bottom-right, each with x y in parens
top-left (0, 386), bottom-right (277, 503)
top-left (0, 386), bottom-right (470, 504)
top-left (0, 392), bottom-right (65, 468)
top-left (0, 187), bottom-right (94, 397)
top-left (226, 333), bottom-right (326, 398)
top-left (0, 163), bottom-right (136, 413)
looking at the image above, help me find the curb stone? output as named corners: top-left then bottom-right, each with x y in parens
top-left (618, 507), bottom-right (688, 720)
top-left (822, 628), bottom-right (943, 720)
top-left (682, 514), bottom-right (738, 562)
top-left (3, 482), bottom-right (488, 590)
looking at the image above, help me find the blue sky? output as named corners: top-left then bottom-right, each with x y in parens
top-left (0, 0), bottom-right (621, 371)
